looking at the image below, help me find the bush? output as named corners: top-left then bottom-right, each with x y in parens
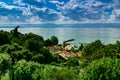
top-left (41, 65), bottom-right (79, 80)
top-left (1, 76), bottom-right (10, 80)
top-left (12, 49), bottom-right (32, 62)
top-left (13, 60), bottom-right (42, 80)
top-left (80, 58), bottom-right (120, 80)
top-left (0, 54), bottom-right (12, 78)
top-left (32, 54), bottom-right (45, 63)
top-left (66, 57), bottom-right (79, 67)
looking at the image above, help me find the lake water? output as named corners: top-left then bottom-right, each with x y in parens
top-left (1, 23), bottom-right (120, 45)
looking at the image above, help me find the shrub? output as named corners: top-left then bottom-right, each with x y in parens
top-left (12, 49), bottom-right (32, 62)
top-left (80, 57), bottom-right (120, 80)
top-left (41, 65), bottom-right (79, 80)
top-left (66, 57), bottom-right (79, 67)
top-left (32, 54), bottom-right (45, 63)
top-left (0, 54), bottom-right (12, 72)
top-left (0, 54), bottom-right (12, 78)
top-left (13, 60), bottom-right (42, 80)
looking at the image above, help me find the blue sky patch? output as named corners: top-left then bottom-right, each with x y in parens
top-left (0, 0), bottom-right (120, 23)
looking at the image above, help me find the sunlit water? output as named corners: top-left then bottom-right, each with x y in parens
top-left (1, 23), bottom-right (120, 45)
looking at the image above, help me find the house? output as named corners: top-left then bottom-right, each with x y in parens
top-left (57, 51), bottom-right (76, 60)
top-left (64, 45), bottom-right (74, 51)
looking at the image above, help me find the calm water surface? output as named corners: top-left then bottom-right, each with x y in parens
top-left (1, 27), bottom-right (120, 45)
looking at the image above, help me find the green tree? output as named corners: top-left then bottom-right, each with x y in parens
top-left (10, 26), bottom-right (20, 37)
top-left (0, 30), bottom-right (10, 45)
top-left (13, 60), bottom-right (42, 80)
top-left (80, 58), bottom-right (120, 80)
top-left (79, 43), bottom-right (84, 51)
top-left (12, 49), bottom-right (32, 62)
top-left (0, 54), bottom-right (12, 79)
top-left (0, 43), bottom-right (32, 64)
top-left (41, 48), bottom-right (54, 64)
top-left (104, 44), bottom-right (117, 58)
top-left (115, 41), bottom-right (120, 58)
top-left (25, 33), bottom-right (44, 41)
top-left (44, 39), bottom-right (52, 46)
top-left (24, 32), bottom-right (44, 45)
top-left (81, 40), bottom-right (104, 62)
top-left (24, 38), bottom-right (43, 52)
top-left (50, 36), bottom-right (58, 45)
top-left (66, 57), bottom-right (79, 67)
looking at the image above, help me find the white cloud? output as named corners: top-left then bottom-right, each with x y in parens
top-left (0, 16), bottom-right (9, 23)
top-left (13, 0), bottom-right (26, 6)
top-left (56, 0), bottom-right (119, 23)
top-left (93, 1), bottom-right (103, 7)
top-left (22, 5), bottom-right (32, 16)
top-left (109, 9), bottom-right (120, 22)
top-left (25, 16), bottom-right (42, 24)
top-left (113, 9), bottom-right (120, 17)
top-left (49, 1), bottom-right (64, 5)
top-left (35, 7), bottom-right (47, 12)
top-left (0, 2), bottom-right (15, 10)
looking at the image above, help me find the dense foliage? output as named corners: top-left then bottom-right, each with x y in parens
top-left (0, 26), bottom-right (120, 79)
top-left (0, 54), bottom-right (11, 78)
top-left (44, 36), bottom-right (58, 46)
top-left (81, 40), bottom-right (120, 64)
top-left (80, 57), bottom-right (120, 80)
top-left (13, 60), bottom-right (41, 80)
top-left (40, 65), bottom-right (79, 80)
top-left (66, 57), bottom-right (79, 67)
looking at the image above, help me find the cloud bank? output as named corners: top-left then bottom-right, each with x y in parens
top-left (0, 0), bottom-right (120, 24)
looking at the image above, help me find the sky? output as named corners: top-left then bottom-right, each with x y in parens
top-left (0, 0), bottom-right (120, 24)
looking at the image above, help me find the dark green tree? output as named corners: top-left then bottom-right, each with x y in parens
top-left (66, 57), bottom-right (79, 67)
top-left (0, 30), bottom-right (10, 45)
top-left (44, 39), bottom-right (52, 46)
top-left (25, 32), bottom-right (44, 44)
top-left (79, 43), bottom-right (84, 51)
top-left (50, 36), bottom-right (58, 45)
top-left (41, 48), bottom-right (53, 64)
top-left (24, 38), bottom-right (43, 52)
top-left (81, 40), bottom-right (104, 62)
top-left (11, 25), bottom-right (20, 37)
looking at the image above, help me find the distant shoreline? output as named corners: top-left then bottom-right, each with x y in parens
top-left (0, 23), bottom-right (120, 28)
